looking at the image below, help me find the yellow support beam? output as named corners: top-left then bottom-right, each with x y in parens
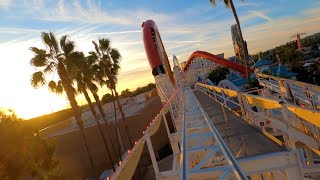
top-left (197, 83), bottom-right (237, 97)
top-left (262, 130), bottom-right (284, 146)
top-left (244, 94), bottom-right (281, 109)
top-left (287, 105), bottom-right (320, 128)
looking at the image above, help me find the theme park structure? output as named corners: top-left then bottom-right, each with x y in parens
top-left (110, 20), bottom-right (320, 179)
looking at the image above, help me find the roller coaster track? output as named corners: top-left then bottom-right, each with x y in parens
top-left (108, 20), bottom-right (320, 180)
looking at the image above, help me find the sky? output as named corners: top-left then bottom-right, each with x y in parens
top-left (0, 0), bottom-right (319, 119)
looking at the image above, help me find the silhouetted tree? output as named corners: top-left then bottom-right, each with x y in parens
top-left (70, 53), bottom-right (116, 171)
top-left (207, 66), bottom-right (230, 83)
top-left (0, 109), bottom-right (58, 179)
top-left (29, 32), bottom-right (96, 176)
top-left (101, 93), bottom-right (114, 103)
top-left (120, 89), bottom-right (133, 98)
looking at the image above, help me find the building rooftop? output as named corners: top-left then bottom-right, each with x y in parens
top-left (270, 65), bottom-right (297, 78)
top-left (253, 59), bottom-right (272, 68)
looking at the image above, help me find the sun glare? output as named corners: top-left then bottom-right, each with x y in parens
top-left (12, 89), bottom-right (68, 120)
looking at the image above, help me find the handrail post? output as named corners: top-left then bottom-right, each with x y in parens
top-left (146, 133), bottom-right (160, 176)
top-left (180, 87), bottom-right (188, 180)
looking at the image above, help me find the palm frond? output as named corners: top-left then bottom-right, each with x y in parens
top-left (49, 32), bottom-right (59, 53)
top-left (41, 32), bottom-right (59, 53)
top-left (48, 80), bottom-right (57, 93)
top-left (99, 38), bottom-right (111, 52)
top-left (31, 71), bottom-right (46, 88)
top-left (62, 36), bottom-right (75, 56)
top-left (60, 35), bottom-right (67, 49)
top-left (110, 48), bottom-right (121, 63)
top-left (41, 32), bottom-right (51, 48)
top-left (56, 80), bottom-right (64, 94)
top-left (209, 0), bottom-right (216, 6)
top-left (88, 82), bottom-right (99, 93)
top-left (209, 0), bottom-right (230, 8)
top-left (43, 62), bottom-right (57, 73)
top-left (66, 51), bottom-right (84, 78)
top-left (30, 54), bottom-right (49, 67)
top-left (29, 47), bottom-right (47, 55)
top-left (92, 41), bottom-right (101, 55)
top-left (223, 0), bottom-right (230, 8)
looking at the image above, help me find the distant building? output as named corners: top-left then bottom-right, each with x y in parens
top-left (228, 56), bottom-right (238, 62)
top-left (253, 59), bottom-right (272, 72)
top-left (270, 65), bottom-right (297, 79)
top-left (216, 53), bottom-right (224, 58)
top-left (184, 56), bottom-right (223, 84)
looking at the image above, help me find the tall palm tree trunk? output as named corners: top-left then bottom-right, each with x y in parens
top-left (57, 63), bottom-right (96, 176)
top-left (111, 90), bottom-right (124, 159)
top-left (90, 90), bottom-right (117, 165)
top-left (91, 91), bottom-right (107, 121)
top-left (229, 0), bottom-right (250, 83)
top-left (113, 88), bottom-right (133, 148)
top-left (111, 91), bottom-right (117, 122)
top-left (82, 87), bottom-right (116, 172)
top-left (82, 88), bottom-right (98, 119)
top-left (113, 88), bottom-right (125, 122)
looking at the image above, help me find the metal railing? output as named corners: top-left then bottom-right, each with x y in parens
top-left (197, 83), bottom-right (320, 152)
top-left (256, 72), bottom-right (320, 110)
top-left (110, 89), bottom-right (181, 180)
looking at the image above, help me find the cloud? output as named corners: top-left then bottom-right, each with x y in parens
top-left (0, 0), bottom-right (11, 8)
top-left (244, 7), bottom-right (320, 54)
top-left (90, 30), bottom-right (141, 35)
top-left (248, 10), bottom-right (273, 21)
top-left (20, 0), bottom-right (175, 27)
top-left (0, 27), bottom-right (40, 34)
top-left (237, 2), bottom-right (260, 7)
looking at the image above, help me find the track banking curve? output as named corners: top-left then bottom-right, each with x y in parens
top-left (183, 51), bottom-right (253, 76)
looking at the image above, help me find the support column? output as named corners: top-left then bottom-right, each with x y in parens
top-left (163, 113), bottom-right (180, 154)
top-left (221, 92), bottom-right (230, 129)
top-left (280, 103), bottom-right (296, 150)
top-left (146, 134), bottom-right (160, 177)
top-left (304, 146), bottom-right (314, 165)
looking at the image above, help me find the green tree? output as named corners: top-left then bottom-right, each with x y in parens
top-left (132, 83), bottom-right (156, 97)
top-left (209, 0), bottom-right (250, 83)
top-left (29, 32), bottom-right (96, 176)
top-left (101, 93), bottom-right (114, 103)
top-left (0, 109), bottom-right (58, 179)
top-left (207, 66), bottom-right (230, 83)
top-left (278, 46), bottom-right (302, 67)
top-left (309, 61), bottom-right (320, 85)
top-left (121, 89), bottom-right (133, 98)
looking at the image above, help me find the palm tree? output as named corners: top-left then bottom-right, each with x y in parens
top-left (29, 32), bottom-right (96, 175)
top-left (209, 0), bottom-right (250, 83)
top-left (70, 53), bottom-right (116, 171)
top-left (85, 53), bottom-right (109, 122)
top-left (91, 38), bottom-right (133, 149)
top-left (85, 53), bottom-right (125, 162)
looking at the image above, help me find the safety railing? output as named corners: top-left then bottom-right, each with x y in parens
top-left (196, 83), bottom-right (320, 153)
top-left (256, 73), bottom-right (320, 110)
top-left (110, 88), bottom-right (181, 180)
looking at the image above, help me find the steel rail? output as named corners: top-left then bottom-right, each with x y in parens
top-left (190, 88), bottom-right (248, 180)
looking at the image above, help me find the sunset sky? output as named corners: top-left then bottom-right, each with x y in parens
top-left (0, 0), bottom-right (319, 119)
